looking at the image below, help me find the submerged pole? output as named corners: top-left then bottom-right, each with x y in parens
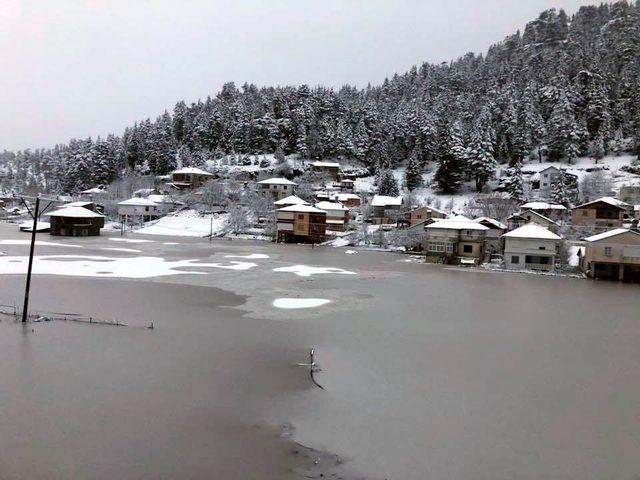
top-left (22, 196), bottom-right (40, 323)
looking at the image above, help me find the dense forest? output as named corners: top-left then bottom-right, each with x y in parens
top-left (1, 1), bottom-right (640, 195)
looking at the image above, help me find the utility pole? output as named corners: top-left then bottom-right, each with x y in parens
top-left (16, 194), bottom-right (57, 323)
top-left (22, 196), bottom-right (40, 323)
top-left (210, 215), bottom-right (213, 243)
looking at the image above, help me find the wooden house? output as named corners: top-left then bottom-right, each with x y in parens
top-left (168, 167), bottom-right (214, 189)
top-left (315, 201), bottom-right (349, 231)
top-left (400, 206), bottom-right (447, 227)
top-left (44, 206), bottom-right (105, 236)
top-left (311, 161), bottom-right (341, 179)
top-left (423, 215), bottom-right (489, 264)
top-left (370, 195), bottom-right (403, 224)
top-left (572, 197), bottom-right (629, 232)
top-left (276, 204), bottom-right (327, 243)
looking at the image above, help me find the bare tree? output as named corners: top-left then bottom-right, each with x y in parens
top-left (225, 205), bottom-right (249, 234)
top-left (201, 180), bottom-right (227, 209)
top-left (579, 170), bottom-right (613, 203)
top-left (463, 193), bottom-right (519, 221)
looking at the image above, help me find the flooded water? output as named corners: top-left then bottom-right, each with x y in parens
top-left (0, 223), bottom-right (639, 479)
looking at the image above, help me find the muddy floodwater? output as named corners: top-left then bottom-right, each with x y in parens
top-left (0, 223), bottom-right (639, 479)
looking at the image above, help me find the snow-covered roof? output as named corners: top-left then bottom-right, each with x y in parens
top-left (44, 206), bottom-right (105, 218)
top-left (133, 188), bottom-right (156, 195)
top-left (574, 196), bottom-right (629, 210)
top-left (278, 204), bottom-right (326, 214)
top-left (519, 209), bottom-right (560, 226)
top-left (65, 201), bottom-right (94, 208)
top-left (584, 228), bottom-right (640, 242)
top-left (502, 223), bottom-right (562, 240)
top-left (331, 193), bottom-right (360, 201)
top-left (172, 167), bottom-right (213, 176)
top-left (118, 197), bottom-right (158, 206)
top-left (371, 195), bottom-right (402, 207)
top-left (273, 195), bottom-right (309, 206)
top-left (475, 217), bottom-right (507, 230)
top-left (148, 194), bottom-right (181, 205)
top-left (312, 161), bottom-right (340, 168)
top-left (425, 217), bottom-right (489, 231)
top-left (258, 177), bottom-right (297, 186)
top-left (315, 201), bottom-right (348, 211)
top-left (520, 202), bottom-right (567, 211)
top-left (81, 187), bottom-right (105, 194)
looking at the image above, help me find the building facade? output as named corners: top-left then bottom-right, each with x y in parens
top-left (502, 224), bottom-right (562, 272)
top-left (580, 226), bottom-right (640, 282)
top-left (276, 204), bottom-right (327, 243)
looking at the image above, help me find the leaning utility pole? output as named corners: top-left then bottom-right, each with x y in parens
top-left (16, 195), bottom-right (57, 323)
top-left (22, 197), bottom-right (40, 322)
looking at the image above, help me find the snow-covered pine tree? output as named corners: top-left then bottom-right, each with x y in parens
top-left (404, 149), bottom-right (423, 191)
top-left (467, 112), bottom-right (497, 192)
top-left (501, 161), bottom-right (525, 201)
top-left (377, 169), bottom-right (400, 196)
top-left (433, 120), bottom-right (466, 193)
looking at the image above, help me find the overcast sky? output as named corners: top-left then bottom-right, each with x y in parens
top-left (1, 0), bottom-right (595, 151)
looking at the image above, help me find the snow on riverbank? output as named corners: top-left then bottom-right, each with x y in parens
top-left (225, 253), bottom-right (270, 259)
top-left (273, 298), bottom-right (331, 309)
top-left (136, 210), bottom-right (229, 237)
top-left (109, 238), bottom-right (154, 244)
top-left (0, 239), bottom-right (83, 248)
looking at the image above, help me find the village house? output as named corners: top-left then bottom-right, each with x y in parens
top-left (311, 161), bottom-right (341, 180)
top-left (117, 197), bottom-right (160, 222)
top-left (338, 178), bottom-right (355, 192)
top-left (572, 197), bottom-right (629, 232)
top-left (579, 223), bottom-right (640, 282)
top-left (331, 193), bottom-right (361, 208)
top-left (519, 201), bottom-right (567, 222)
top-left (370, 195), bottom-right (403, 224)
top-left (273, 195), bottom-right (309, 209)
top-left (276, 204), bottom-right (327, 243)
top-left (44, 206), bottom-right (105, 237)
top-left (257, 177), bottom-right (297, 200)
top-left (315, 201), bottom-right (349, 232)
top-left (423, 215), bottom-right (489, 265)
top-left (475, 217), bottom-right (507, 258)
top-left (167, 167), bottom-right (214, 189)
top-left (400, 206), bottom-right (447, 228)
top-left (147, 194), bottom-right (183, 215)
top-left (502, 223), bottom-right (562, 272)
top-left (536, 166), bottom-right (562, 197)
top-left (517, 209), bottom-right (560, 233)
top-left (78, 186), bottom-right (108, 202)
top-left (133, 188), bottom-right (159, 198)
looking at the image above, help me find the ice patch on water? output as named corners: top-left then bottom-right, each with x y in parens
top-left (100, 247), bottom-right (143, 253)
top-left (163, 242), bottom-right (179, 245)
top-left (225, 253), bottom-right (270, 259)
top-left (273, 265), bottom-right (356, 277)
top-left (0, 255), bottom-right (257, 278)
top-left (273, 298), bottom-right (331, 309)
top-left (0, 240), bottom-right (83, 248)
top-left (345, 250), bottom-right (358, 255)
top-left (109, 238), bottom-right (154, 244)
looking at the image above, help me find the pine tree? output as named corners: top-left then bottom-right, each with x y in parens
top-left (377, 169), bottom-right (399, 196)
top-left (501, 161), bottom-right (524, 201)
top-left (548, 91), bottom-right (581, 162)
top-left (404, 149), bottom-right (423, 191)
top-left (433, 120), bottom-right (465, 193)
top-left (551, 170), bottom-right (579, 206)
top-left (467, 117), bottom-right (497, 192)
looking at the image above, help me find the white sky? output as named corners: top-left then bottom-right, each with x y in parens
top-left (1, 0), bottom-right (594, 151)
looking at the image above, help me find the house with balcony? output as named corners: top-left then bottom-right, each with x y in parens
top-left (273, 195), bottom-right (309, 209)
top-left (400, 206), bottom-right (447, 228)
top-left (519, 201), bottom-right (567, 222)
top-left (502, 224), bottom-right (562, 272)
top-left (315, 201), bottom-right (349, 231)
top-left (257, 177), bottom-right (297, 200)
top-left (536, 166), bottom-right (562, 197)
top-left (423, 215), bottom-right (489, 264)
top-left (117, 197), bottom-right (160, 223)
top-left (331, 193), bottom-right (361, 208)
top-left (168, 167), bottom-right (214, 189)
top-left (311, 161), bottom-right (341, 179)
top-left (571, 197), bottom-right (629, 232)
top-left (276, 204), bottom-right (327, 243)
top-left (579, 223), bottom-right (640, 282)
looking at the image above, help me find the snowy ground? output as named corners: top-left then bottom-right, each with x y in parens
top-left (136, 210), bottom-right (229, 237)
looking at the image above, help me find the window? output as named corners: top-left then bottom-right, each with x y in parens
top-left (145, 206), bottom-right (149, 212)
top-left (463, 244), bottom-right (473, 253)
top-left (428, 242), bottom-right (453, 253)
top-left (542, 182), bottom-right (548, 187)
top-left (543, 174), bottom-right (548, 178)
top-left (582, 210), bottom-right (588, 216)
top-left (604, 246), bottom-right (612, 257)
top-left (298, 214), bottom-right (304, 220)
top-left (511, 256), bottom-right (519, 264)
top-left (525, 255), bottom-right (550, 265)
top-left (539, 246), bottom-right (546, 250)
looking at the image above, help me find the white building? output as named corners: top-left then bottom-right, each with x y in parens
top-left (117, 197), bottom-right (160, 222)
top-left (502, 223), bottom-right (562, 272)
top-left (257, 177), bottom-right (297, 200)
top-left (370, 195), bottom-right (403, 224)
